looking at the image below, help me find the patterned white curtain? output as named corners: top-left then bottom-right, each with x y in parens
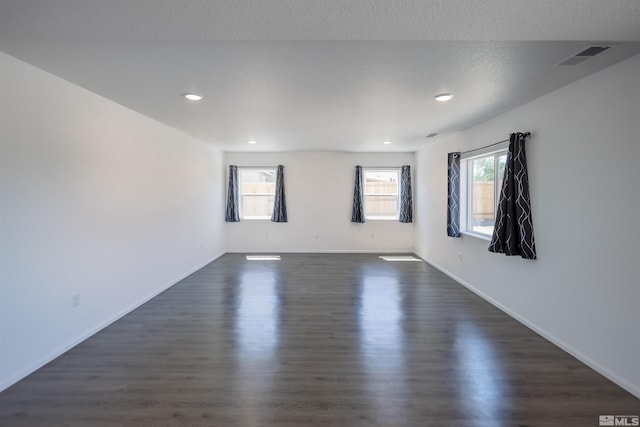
top-left (271, 165), bottom-right (288, 222)
top-left (351, 165), bottom-right (365, 223)
top-left (488, 133), bottom-right (537, 259)
top-left (225, 165), bottom-right (240, 222)
top-left (399, 165), bottom-right (413, 223)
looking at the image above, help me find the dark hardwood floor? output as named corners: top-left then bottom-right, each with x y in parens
top-left (0, 253), bottom-right (638, 426)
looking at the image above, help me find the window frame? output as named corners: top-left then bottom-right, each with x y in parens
top-left (238, 167), bottom-right (277, 220)
top-left (362, 168), bottom-right (401, 221)
top-left (460, 149), bottom-right (508, 239)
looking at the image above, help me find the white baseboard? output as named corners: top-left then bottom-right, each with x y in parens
top-left (225, 249), bottom-right (414, 254)
top-left (423, 257), bottom-right (640, 399)
top-left (0, 252), bottom-right (224, 392)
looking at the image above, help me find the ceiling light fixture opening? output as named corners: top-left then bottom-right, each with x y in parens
top-left (434, 93), bottom-right (454, 102)
top-left (183, 93), bottom-right (203, 101)
top-left (247, 140), bottom-right (257, 145)
top-left (383, 140), bottom-right (392, 145)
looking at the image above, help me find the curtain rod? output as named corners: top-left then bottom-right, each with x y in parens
top-left (456, 132), bottom-right (531, 157)
top-left (357, 166), bottom-right (407, 169)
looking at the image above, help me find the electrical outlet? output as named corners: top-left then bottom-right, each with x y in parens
top-left (72, 294), bottom-right (80, 308)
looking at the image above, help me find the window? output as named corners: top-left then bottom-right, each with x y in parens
top-left (363, 169), bottom-right (400, 220)
top-left (463, 150), bottom-right (507, 236)
top-left (239, 168), bottom-right (276, 219)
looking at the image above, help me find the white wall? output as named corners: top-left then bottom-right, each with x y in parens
top-left (0, 52), bottom-right (225, 390)
top-left (415, 55), bottom-right (640, 397)
top-left (225, 151), bottom-right (415, 253)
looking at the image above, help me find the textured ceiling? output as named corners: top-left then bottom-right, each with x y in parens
top-left (1, 1), bottom-right (640, 152)
top-left (2, 0), bottom-right (640, 41)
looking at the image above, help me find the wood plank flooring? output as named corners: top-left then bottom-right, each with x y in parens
top-left (0, 253), bottom-right (638, 426)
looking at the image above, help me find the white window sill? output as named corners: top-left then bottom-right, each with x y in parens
top-left (365, 217), bottom-right (400, 221)
top-left (461, 230), bottom-right (492, 241)
top-left (242, 217), bottom-right (272, 220)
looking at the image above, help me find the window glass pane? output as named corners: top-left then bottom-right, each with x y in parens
top-left (470, 155), bottom-right (496, 235)
top-left (240, 169), bottom-right (276, 219)
top-left (497, 153), bottom-right (507, 194)
top-left (363, 170), bottom-right (399, 219)
top-left (364, 171), bottom-right (399, 195)
top-left (241, 195), bottom-right (275, 218)
top-left (365, 195), bottom-right (398, 217)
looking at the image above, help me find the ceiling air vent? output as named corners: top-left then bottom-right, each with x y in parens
top-left (575, 46), bottom-right (610, 57)
top-left (559, 45), bottom-right (610, 66)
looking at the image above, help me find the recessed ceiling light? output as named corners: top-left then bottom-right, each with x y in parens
top-left (184, 93), bottom-right (203, 101)
top-left (247, 140), bottom-right (257, 145)
top-left (434, 93), bottom-right (454, 102)
top-left (383, 140), bottom-right (392, 145)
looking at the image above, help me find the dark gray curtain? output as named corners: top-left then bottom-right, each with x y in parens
top-left (271, 165), bottom-right (288, 222)
top-left (488, 133), bottom-right (537, 259)
top-left (399, 165), bottom-right (413, 223)
top-left (447, 153), bottom-right (461, 237)
top-left (351, 165), bottom-right (365, 223)
top-left (225, 165), bottom-right (240, 222)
